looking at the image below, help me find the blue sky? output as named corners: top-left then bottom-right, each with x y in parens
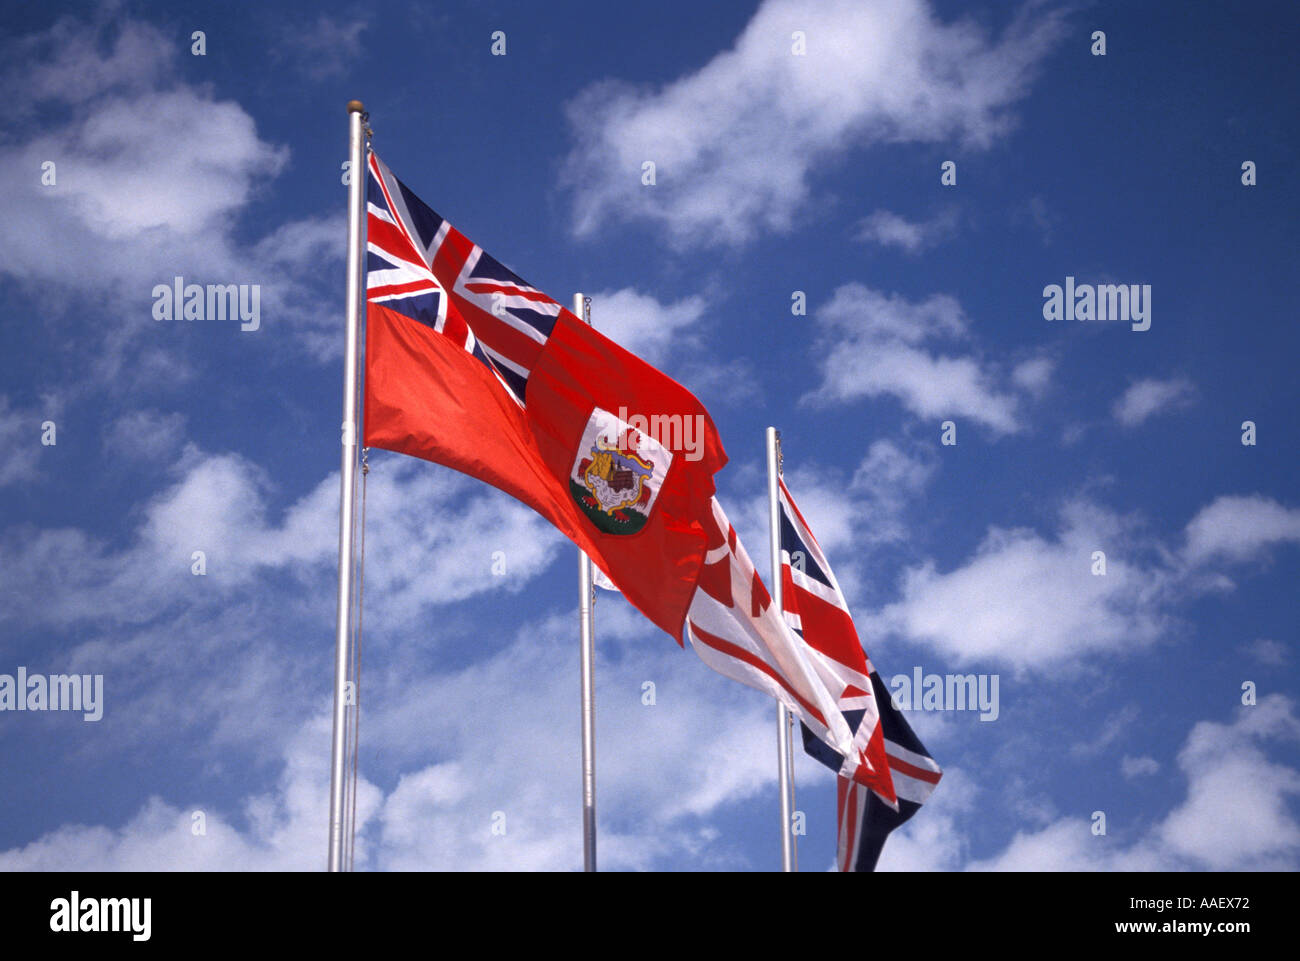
top-left (0, 0), bottom-right (1297, 871)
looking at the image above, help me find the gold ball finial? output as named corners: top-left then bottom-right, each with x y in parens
top-left (346, 100), bottom-right (365, 114)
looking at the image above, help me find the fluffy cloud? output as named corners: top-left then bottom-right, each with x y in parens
top-left (1113, 377), bottom-right (1195, 427)
top-left (564, 0), bottom-right (1065, 247)
top-left (727, 436), bottom-right (936, 605)
top-left (1183, 495), bottom-right (1300, 564)
top-left (0, 445), bottom-right (572, 761)
top-left (968, 697), bottom-right (1300, 871)
top-left (0, 718), bottom-right (379, 871)
top-left (0, 14), bottom-right (344, 386)
top-left (789, 438), bottom-right (936, 553)
top-left (802, 283), bottom-right (1044, 434)
top-left (873, 491), bottom-right (1300, 672)
top-left (854, 209), bottom-right (958, 253)
top-left (1121, 756), bottom-right (1161, 778)
top-left (588, 288), bottom-right (708, 366)
top-left (0, 606), bottom-right (792, 871)
top-left (8, 16), bottom-right (175, 109)
top-left (0, 447), bottom-right (565, 635)
top-left (1157, 695), bottom-right (1300, 868)
top-left (12, 695), bottom-right (1293, 872)
top-left (873, 500), bottom-right (1172, 670)
top-left (1011, 356), bottom-right (1055, 397)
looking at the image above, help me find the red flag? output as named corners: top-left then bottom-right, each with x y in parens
top-left (362, 152), bottom-right (725, 640)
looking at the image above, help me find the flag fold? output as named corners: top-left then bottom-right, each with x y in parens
top-left (778, 476), bottom-right (942, 870)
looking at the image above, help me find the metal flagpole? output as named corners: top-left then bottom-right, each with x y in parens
top-left (328, 99), bottom-right (368, 872)
top-left (767, 426), bottom-right (798, 872)
top-left (575, 292), bottom-right (598, 872)
top-left (786, 708), bottom-right (798, 871)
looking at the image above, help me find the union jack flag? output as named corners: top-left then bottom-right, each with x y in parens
top-left (778, 477), bottom-right (942, 871)
top-left (685, 496), bottom-right (864, 773)
top-left (366, 150), bottom-right (562, 406)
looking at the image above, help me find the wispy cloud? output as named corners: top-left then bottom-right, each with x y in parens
top-left (273, 16), bottom-right (368, 80)
top-left (563, 0), bottom-right (1066, 247)
top-left (1113, 377), bottom-right (1195, 427)
top-left (0, 14), bottom-right (346, 389)
top-left (963, 697), bottom-right (1300, 870)
top-left (801, 283), bottom-right (1046, 434)
top-left (872, 491), bottom-right (1300, 672)
top-left (1184, 495), bottom-right (1300, 564)
top-left (854, 208), bottom-right (959, 253)
top-left (589, 287), bottom-right (708, 367)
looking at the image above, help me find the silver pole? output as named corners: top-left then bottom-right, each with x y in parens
top-left (575, 292), bottom-right (597, 872)
top-left (767, 426), bottom-right (797, 872)
top-left (328, 100), bottom-right (367, 872)
top-left (786, 709), bottom-right (798, 871)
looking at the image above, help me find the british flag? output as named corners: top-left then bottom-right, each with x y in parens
top-left (777, 477), bottom-right (942, 871)
top-left (366, 150), bottom-right (563, 406)
top-left (685, 496), bottom-right (864, 773)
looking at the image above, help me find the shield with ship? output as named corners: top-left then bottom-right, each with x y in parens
top-left (569, 407), bottom-right (673, 535)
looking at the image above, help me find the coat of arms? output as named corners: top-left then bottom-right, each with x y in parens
top-left (569, 407), bottom-right (673, 535)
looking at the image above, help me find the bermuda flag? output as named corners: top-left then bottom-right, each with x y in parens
top-left (361, 152), bottom-right (861, 766)
top-left (777, 477), bottom-right (942, 871)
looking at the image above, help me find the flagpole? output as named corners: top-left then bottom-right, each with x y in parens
top-left (575, 292), bottom-right (598, 872)
top-left (767, 426), bottom-right (798, 872)
top-left (328, 99), bottom-right (368, 872)
top-left (786, 708), bottom-right (798, 871)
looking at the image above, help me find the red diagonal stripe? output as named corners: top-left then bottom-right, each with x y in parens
top-left (688, 620), bottom-right (828, 728)
top-left (463, 282), bottom-right (557, 305)
top-left (887, 753), bottom-right (943, 785)
top-left (368, 280), bottom-right (440, 299)
top-left (368, 217), bottom-right (424, 267)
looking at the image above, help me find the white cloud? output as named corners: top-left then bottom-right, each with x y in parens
top-left (1157, 695), bottom-right (1300, 869)
top-left (1121, 755), bottom-right (1160, 778)
top-left (876, 766), bottom-right (977, 871)
top-left (101, 409), bottom-right (187, 463)
top-left (802, 283), bottom-right (1031, 434)
top-left (0, 14), bottom-right (345, 386)
top-left (868, 487), bottom-right (1300, 673)
top-left (0, 395), bottom-right (55, 489)
top-left (731, 437), bottom-right (936, 604)
top-left (968, 696), bottom-right (1300, 871)
top-left (0, 448), bottom-right (565, 637)
top-left (854, 209), bottom-right (957, 253)
top-left (1184, 495), bottom-right (1300, 564)
top-left (563, 0), bottom-right (1064, 247)
top-left (589, 288), bottom-right (708, 366)
top-left (0, 718), bottom-right (380, 871)
top-left (1113, 377), bottom-right (1195, 427)
top-left (0, 608), bottom-right (795, 871)
top-left (1011, 356), bottom-right (1055, 397)
top-left (0, 449), bottom-right (558, 756)
top-left (1242, 638), bottom-right (1289, 666)
top-left (874, 500), bottom-right (1172, 670)
top-left (7, 16), bottom-right (175, 108)
top-left (274, 15), bottom-right (368, 80)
